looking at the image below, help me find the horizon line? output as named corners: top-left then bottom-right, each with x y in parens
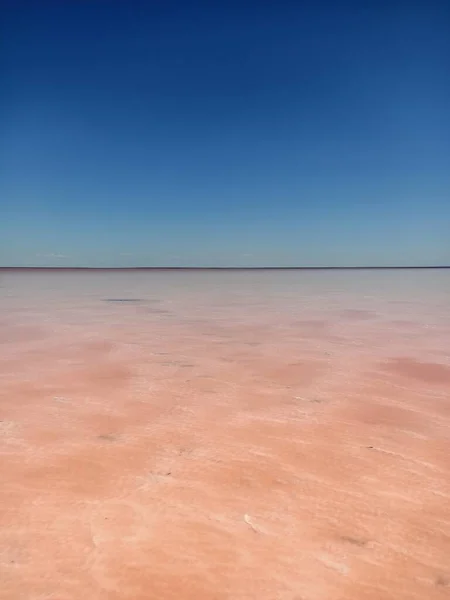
top-left (1, 266), bottom-right (449, 271)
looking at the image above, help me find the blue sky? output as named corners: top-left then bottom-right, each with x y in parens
top-left (1, 0), bottom-right (449, 267)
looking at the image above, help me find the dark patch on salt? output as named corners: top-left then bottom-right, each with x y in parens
top-left (103, 298), bottom-right (142, 303)
top-left (98, 434), bottom-right (117, 442)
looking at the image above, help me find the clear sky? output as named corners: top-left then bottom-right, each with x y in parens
top-left (1, 0), bottom-right (449, 267)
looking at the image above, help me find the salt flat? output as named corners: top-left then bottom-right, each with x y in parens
top-left (1, 269), bottom-right (449, 600)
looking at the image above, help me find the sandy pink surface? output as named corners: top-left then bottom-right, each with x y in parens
top-left (1, 270), bottom-right (450, 599)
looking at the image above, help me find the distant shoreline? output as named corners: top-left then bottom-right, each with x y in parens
top-left (1, 266), bottom-right (449, 272)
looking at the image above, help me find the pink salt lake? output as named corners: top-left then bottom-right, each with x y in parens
top-left (1, 268), bottom-right (449, 600)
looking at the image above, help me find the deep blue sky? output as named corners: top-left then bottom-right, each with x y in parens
top-left (1, 0), bottom-right (449, 267)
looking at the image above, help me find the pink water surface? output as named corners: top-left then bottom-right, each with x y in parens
top-left (1, 269), bottom-right (450, 599)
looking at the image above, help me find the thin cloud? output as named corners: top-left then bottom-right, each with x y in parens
top-left (35, 253), bottom-right (68, 258)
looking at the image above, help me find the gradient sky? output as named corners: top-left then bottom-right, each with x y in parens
top-left (1, 0), bottom-right (449, 267)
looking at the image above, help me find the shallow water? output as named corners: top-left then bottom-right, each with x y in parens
top-left (1, 269), bottom-right (450, 599)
